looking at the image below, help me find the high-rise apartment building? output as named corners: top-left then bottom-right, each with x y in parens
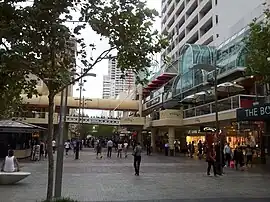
top-left (102, 58), bottom-right (135, 99)
top-left (102, 75), bottom-right (111, 99)
top-left (160, 0), bottom-right (264, 65)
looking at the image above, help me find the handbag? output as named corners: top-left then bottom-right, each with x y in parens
top-left (230, 160), bottom-right (235, 168)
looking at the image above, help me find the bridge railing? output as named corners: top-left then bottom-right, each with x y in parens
top-left (65, 115), bottom-right (120, 125)
top-left (13, 112), bottom-right (121, 125)
top-left (183, 94), bottom-right (264, 118)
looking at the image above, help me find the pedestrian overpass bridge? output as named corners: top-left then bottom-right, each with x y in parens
top-left (66, 115), bottom-right (120, 125)
top-left (15, 112), bottom-right (121, 125)
top-left (21, 95), bottom-right (139, 111)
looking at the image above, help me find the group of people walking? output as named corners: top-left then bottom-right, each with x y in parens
top-left (206, 142), bottom-right (254, 176)
top-left (94, 139), bottom-right (142, 176)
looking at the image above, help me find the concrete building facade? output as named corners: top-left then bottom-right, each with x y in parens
top-left (102, 58), bottom-right (136, 99)
top-left (160, 0), bottom-right (264, 65)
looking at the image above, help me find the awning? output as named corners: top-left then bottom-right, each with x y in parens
top-left (143, 73), bottom-right (177, 96)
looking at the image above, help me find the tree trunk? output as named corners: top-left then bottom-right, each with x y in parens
top-left (46, 93), bottom-right (55, 201)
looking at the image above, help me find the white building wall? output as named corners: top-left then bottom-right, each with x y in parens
top-left (160, 0), bottom-right (264, 64)
top-left (102, 58), bottom-right (136, 99)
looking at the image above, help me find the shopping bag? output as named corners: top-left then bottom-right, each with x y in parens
top-left (230, 160), bottom-right (235, 168)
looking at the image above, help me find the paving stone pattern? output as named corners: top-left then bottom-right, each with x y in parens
top-left (0, 149), bottom-right (270, 202)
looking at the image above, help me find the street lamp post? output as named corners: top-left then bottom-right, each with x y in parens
top-left (75, 71), bottom-right (96, 159)
top-left (54, 70), bottom-right (96, 197)
top-left (192, 64), bottom-right (222, 174)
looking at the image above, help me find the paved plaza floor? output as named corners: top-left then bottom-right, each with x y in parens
top-left (1, 149), bottom-right (270, 202)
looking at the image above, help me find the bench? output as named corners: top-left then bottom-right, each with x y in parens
top-left (0, 172), bottom-right (31, 185)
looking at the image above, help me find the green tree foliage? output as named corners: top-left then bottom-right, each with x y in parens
top-left (245, 6), bottom-right (270, 84)
top-left (80, 0), bottom-right (168, 83)
top-left (93, 125), bottom-right (116, 137)
top-left (73, 124), bottom-right (116, 138)
top-left (1, 0), bottom-right (167, 201)
top-left (0, 1), bottom-right (38, 119)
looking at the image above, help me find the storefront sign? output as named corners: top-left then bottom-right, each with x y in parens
top-left (143, 94), bottom-right (163, 110)
top-left (237, 103), bottom-right (270, 121)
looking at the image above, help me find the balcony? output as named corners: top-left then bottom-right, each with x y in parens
top-left (120, 117), bottom-right (145, 126)
top-left (152, 109), bottom-right (183, 127)
top-left (183, 94), bottom-right (265, 118)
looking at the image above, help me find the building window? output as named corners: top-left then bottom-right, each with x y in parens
top-left (215, 0), bottom-right (217, 5)
top-left (215, 15), bottom-right (218, 24)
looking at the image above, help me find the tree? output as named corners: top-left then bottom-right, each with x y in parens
top-left (2, 0), bottom-right (167, 201)
top-left (0, 1), bottom-right (38, 119)
top-left (245, 5), bottom-right (270, 87)
top-left (92, 125), bottom-right (116, 137)
top-left (72, 124), bottom-right (93, 138)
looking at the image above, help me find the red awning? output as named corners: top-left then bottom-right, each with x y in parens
top-left (143, 73), bottom-right (177, 96)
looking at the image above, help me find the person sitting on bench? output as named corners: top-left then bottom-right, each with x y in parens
top-left (1, 150), bottom-right (20, 172)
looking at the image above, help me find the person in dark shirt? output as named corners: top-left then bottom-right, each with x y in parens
top-left (206, 146), bottom-right (217, 176)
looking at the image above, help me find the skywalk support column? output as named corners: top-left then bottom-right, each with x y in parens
top-left (137, 129), bottom-right (142, 144)
top-left (179, 135), bottom-right (186, 152)
top-left (151, 128), bottom-right (157, 152)
top-left (137, 84), bottom-right (143, 117)
top-left (168, 127), bottom-right (175, 156)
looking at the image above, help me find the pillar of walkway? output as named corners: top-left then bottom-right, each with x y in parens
top-left (179, 135), bottom-right (186, 151)
top-left (137, 130), bottom-right (143, 144)
top-left (168, 127), bottom-right (175, 156)
top-left (151, 128), bottom-right (157, 152)
top-left (137, 84), bottom-right (143, 117)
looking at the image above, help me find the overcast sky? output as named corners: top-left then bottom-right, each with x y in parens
top-left (73, 0), bottom-right (162, 115)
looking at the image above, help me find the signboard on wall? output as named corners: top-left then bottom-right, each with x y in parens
top-left (236, 103), bottom-right (270, 121)
top-left (143, 94), bottom-right (163, 110)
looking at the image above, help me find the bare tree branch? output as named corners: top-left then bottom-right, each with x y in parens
top-left (0, 39), bottom-right (9, 51)
top-left (57, 46), bottom-right (116, 93)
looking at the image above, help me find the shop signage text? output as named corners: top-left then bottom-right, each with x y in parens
top-left (237, 104), bottom-right (270, 121)
top-left (143, 94), bottom-right (163, 110)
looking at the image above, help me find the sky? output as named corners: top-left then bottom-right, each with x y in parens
top-left (72, 0), bottom-right (162, 115)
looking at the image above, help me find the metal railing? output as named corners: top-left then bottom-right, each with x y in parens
top-left (183, 94), bottom-right (265, 118)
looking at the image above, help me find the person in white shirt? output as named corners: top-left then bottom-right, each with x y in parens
top-left (52, 140), bottom-right (56, 153)
top-left (107, 140), bottom-right (113, 158)
top-left (64, 140), bottom-right (71, 155)
top-left (117, 142), bottom-right (123, 158)
top-left (224, 143), bottom-right (232, 167)
top-left (1, 150), bottom-right (20, 172)
top-left (123, 141), bottom-right (128, 158)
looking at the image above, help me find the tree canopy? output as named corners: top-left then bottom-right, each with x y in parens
top-left (1, 0), bottom-right (167, 200)
top-left (0, 1), bottom-right (38, 118)
top-left (245, 7), bottom-right (270, 84)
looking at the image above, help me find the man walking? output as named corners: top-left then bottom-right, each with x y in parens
top-left (133, 142), bottom-right (142, 176)
top-left (107, 139), bottom-right (113, 158)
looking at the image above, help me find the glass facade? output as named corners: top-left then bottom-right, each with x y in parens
top-left (207, 27), bottom-right (248, 81)
top-left (173, 44), bottom-right (216, 95)
top-left (146, 26), bottom-right (249, 102)
top-left (170, 27), bottom-right (249, 98)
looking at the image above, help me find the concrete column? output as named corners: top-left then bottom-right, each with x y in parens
top-left (151, 128), bottom-right (157, 152)
top-left (179, 135), bottom-right (186, 150)
top-left (137, 130), bottom-right (142, 144)
top-left (168, 127), bottom-right (175, 156)
top-left (137, 84), bottom-right (143, 117)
